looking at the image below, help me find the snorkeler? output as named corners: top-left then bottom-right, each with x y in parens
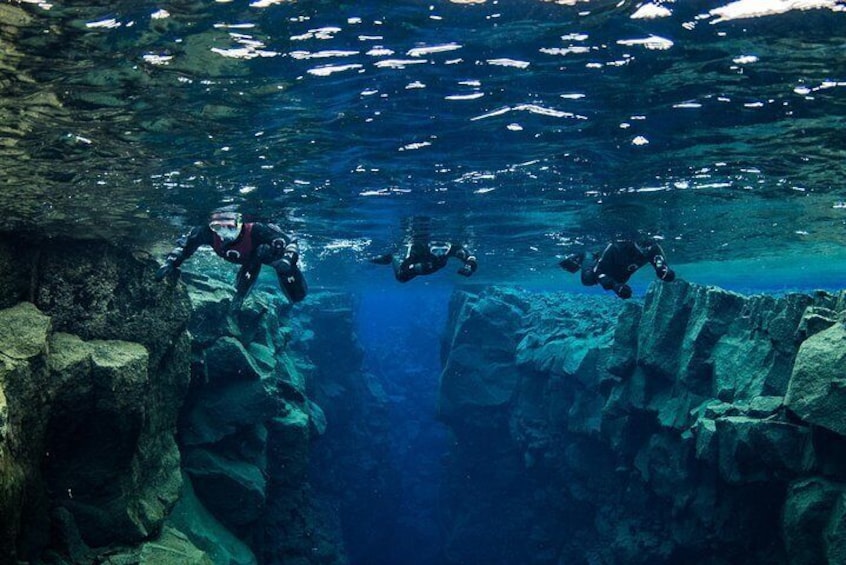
top-left (370, 240), bottom-right (477, 282)
top-left (559, 239), bottom-right (675, 299)
top-left (370, 217), bottom-right (477, 282)
top-left (155, 210), bottom-right (307, 308)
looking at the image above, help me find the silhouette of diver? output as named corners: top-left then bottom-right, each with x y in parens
top-left (370, 217), bottom-right (477, 282)
top-left (560, 239), bottom-right (675, 299)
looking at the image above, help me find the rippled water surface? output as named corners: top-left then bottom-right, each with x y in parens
top-left (2, 0), bottom-right (845, 287)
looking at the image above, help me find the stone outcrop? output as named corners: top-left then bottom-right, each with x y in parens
top-left (10, 232), bottom-right (846, 564)
top-left (179, 274), bottom-right (345, 565)
top-left (0, 239), bottom-right (196, 562)
top-left (0, 303), bottom-right (188, 561)
top-left (438, 281), bottom-right (846, 564)
top-left (0, 236), bottom-right (349, 564)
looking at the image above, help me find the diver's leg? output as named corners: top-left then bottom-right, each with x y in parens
top-left (232, 262), bottom-right (262, 309)
top-left (275, 265), bottom-right (308, 303)
top-left (393, 257), bottom-right (415, 283)
top-left (580, 254), bottom-right (599, 287)
top-left (370, 253), bottom-right (393, 265)
top-left (645, 243), bottom-right (675, 281)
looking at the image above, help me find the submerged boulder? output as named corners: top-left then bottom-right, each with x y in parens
top-left (43, 334), bottom-right (181, 546)
top-left (782, 478), bottom-right (846, 565)
top-left (438, 288), bottom-right (529, 422)
top-left (183, 448), bottom-right (267, 529)
top-left (166, 475), bottom-right (258, 565)
top-left (181, 379), bottom-right (278, 447)
top-left (204, 336), bottom-right (267, 382)
top-left (714, 416), bottom-right (815, 484)
top-left (785, 322), bottom-right (846, 435)
top-left (0, 301), bottom-right (51, 360)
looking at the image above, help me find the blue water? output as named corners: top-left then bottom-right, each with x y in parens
top-left (3, 0), bottom-right (846, 284)
top-left (354, 287), bottom-right (451, 564)
top-left (3, 1), bottom-right (846, 562)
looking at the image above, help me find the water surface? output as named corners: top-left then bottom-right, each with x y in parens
top-left (1, 0), bottom-right (845, 287)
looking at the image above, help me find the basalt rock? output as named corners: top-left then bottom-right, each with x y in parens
top-left (785, 322), bottom-right (846, 436)
top-left (0, 239), bottom-right (199, 562)
top-left (0, 302), bottom-right (188, 560)
top-left (0, 236), bottom-right (347, 564)
top-left (438, 281), bottom-right (845, 564)
top-left (28, 241), bottom-right (193, 368)
top-left (180, 278), bottom-right (344, 564)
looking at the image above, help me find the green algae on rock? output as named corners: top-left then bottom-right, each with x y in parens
top-left (0, 302), bottom-right (184, 559)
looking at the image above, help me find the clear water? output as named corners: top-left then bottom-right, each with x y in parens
top-left (2, 0), bottom-right (846, 289)
top-left (4, 2), bottom-right (846, 563)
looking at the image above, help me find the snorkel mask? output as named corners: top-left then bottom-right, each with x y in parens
top-left (209, 211), bottom-right (243, 244)
top-left (429, 241), bottom-right (451, 258)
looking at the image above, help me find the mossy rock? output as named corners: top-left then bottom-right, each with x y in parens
top-left (0, 302), bottom-right (51, 360)
top-left (0, 4), bottom-right (32, 27)
top-left (32, 241), bottom-right (191, 366)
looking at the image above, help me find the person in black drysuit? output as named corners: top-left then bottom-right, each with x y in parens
top-left (369, 217), bottom-right (478, 282)
top-left (559, 240), bottom-right (675, 299)
top-left (370, 239), bottom-right (478, 282)
top-left (155, 211), bottom-right (307, 308)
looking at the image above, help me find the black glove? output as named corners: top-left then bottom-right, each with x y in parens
top-left (653, 255), bottom-right (674, 282)
top-left (559, 255), bottom-right (582, 273)
top-left (155, 261), bottom-right (179, 282)
top-left (458, 257), bottom-right (477, 277)
top-left (272, 256), bottom-right (294, 274)
top-left (597, 273), bottom-right (616, 291)
top-left (256, 243), bottom-right (273, 262)
top-left (370, 254), bottom-right (393, 265)
top-left (614, 283), bottom-right (632, 299)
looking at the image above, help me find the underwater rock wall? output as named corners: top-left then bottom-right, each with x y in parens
top-left (178, 275), bottom-right (345, 565)
top-left (0, 237), bottom-right (347, 564)
top-left (298, 293), bottom-right (406, 565)
top-left (0, 238), bottom-right (196, 562)
top-left (438, 281), bottom-right (846, 564)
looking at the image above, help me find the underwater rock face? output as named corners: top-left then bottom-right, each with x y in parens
top-left (785, 322), bottom-right (846, 435)
top-left (29, 240), bottom-right (193, 368)
top-left (179, 276), bottom-right (345, 565)
top-left (0, 238), bottom-right (348, 564)
top-left (293, 291), bottom-right (397, 565)
top-left (0, 239), bottom-right (196, 562)
top-left (438, 281), bottom-right (846, 564)
top-left (0, 302), bottom-right (186, 559)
